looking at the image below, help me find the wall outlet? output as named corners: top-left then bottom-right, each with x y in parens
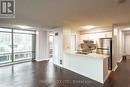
top-left (60, 60), bottom-right (62, 64)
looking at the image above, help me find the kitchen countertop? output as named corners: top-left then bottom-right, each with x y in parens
top-left (65, 52), bottom-right (109, 60)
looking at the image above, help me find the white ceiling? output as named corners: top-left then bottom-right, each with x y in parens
top-left (0, 0), bottom-right (130, 30)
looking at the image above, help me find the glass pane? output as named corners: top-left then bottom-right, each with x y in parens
top-left (13, 33), bottom-right (35, 61)
top-left (0, 31), bottom-right (12, 63)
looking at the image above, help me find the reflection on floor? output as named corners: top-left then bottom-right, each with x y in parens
top-left (0, 59), bottom-right (129, 87)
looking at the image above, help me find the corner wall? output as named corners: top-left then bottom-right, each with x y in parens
top-left (63, 27), bottom-right (80, 52)
top-left (51, 28), bottom-right (63, 67)
top-left (112, 25), bottom-right (124, 71)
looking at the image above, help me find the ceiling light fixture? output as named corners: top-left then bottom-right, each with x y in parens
top-left (126, 28), bottom-right (130, 29)
top-left (123, 28), bottom-right (130, 31)
top-left (81, 25), bottom-right (96, 30)
top-left (15, 25), bottom-right (33, 29)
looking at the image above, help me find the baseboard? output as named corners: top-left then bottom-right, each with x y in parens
top-left (112, 57), bottom-right (123, 72)
top-left (36, 58), bottom-right (50, 62)
top-left (112, 64), bottom-right (118, 71)
top-left (54, 63), bottom-right (63, 67)
top-left (104, 70), bottom-right (111, 83)
top-left (118, 58), bottom-right (123, 63)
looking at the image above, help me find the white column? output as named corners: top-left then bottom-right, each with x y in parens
top-left (36, 30), bottom-right (49, 61)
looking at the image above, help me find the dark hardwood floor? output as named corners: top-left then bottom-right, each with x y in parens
top-left (104, 59), bottom-right (130, 87)
top-left (0, 59), bottom-right (129, 87)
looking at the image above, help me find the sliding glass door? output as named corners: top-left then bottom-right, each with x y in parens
top-left (0, 28), bottom-right (36, 64)
top-left (0, 28), bottom-right (12, 63)
top-left (13, 30), bottom-right (35, 61)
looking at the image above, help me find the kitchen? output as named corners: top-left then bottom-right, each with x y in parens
top-left (52, 26), bottom-right (112, 83)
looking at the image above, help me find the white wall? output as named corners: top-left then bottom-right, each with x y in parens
top-left (52, 27), bottom-right (80, 67)
top-left (36, 30), bottom-right (49, 61)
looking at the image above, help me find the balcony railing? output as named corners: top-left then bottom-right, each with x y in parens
top-left (0, 51), bottom-right (35, 63)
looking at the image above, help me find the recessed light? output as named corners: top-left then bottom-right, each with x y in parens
top-left (81, 25), bottom-right (96, 29)
top-left (126, 28), bottom-right (130, 29)
top-left (15, 25), bottom-right (33, 29)
top-left (122, 28), bottom-right (130, 31)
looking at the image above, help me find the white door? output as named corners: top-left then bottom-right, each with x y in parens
top-left (125, 34), bottom-right (130, 54)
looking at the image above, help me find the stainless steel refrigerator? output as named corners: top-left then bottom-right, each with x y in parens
top-left (97, 38), bottom-right (112, 70)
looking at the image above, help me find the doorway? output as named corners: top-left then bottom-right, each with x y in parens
top-left (0, 28), bottom-right (36, 65)
top-left (124, 32), bottom-right (130, 54)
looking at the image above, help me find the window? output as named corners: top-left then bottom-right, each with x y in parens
top-left (0, 28), bottom-right (36, 64)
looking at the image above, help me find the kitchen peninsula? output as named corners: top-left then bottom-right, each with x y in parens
top-left (63, 52), bottom-right (109, 83)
